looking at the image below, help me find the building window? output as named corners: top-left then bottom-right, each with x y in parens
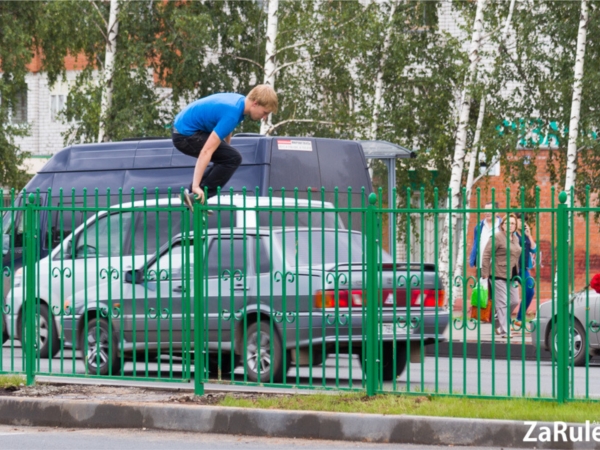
top-left (10, 90), bottom-right (28, 124)
top-left (50, 94), bottom-right (66, 123)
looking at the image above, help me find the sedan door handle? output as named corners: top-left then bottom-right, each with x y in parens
top-left (234, 284), bottom-right (249, 291)
top-left (173, 285), bottom-right (186, 293)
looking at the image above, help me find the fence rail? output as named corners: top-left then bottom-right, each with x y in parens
top-left (0, 186), bottom-right (596, 402)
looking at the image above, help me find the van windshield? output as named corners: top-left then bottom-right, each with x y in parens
top-left (2, 211), bottom-right (11, 234)
top-left (1, 209), bottom-right (23, 236)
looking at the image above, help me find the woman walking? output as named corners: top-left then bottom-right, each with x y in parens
top-left (481, 214), bottom-right (522, 338)
top-left (514, 214), bottom-right (537, 328)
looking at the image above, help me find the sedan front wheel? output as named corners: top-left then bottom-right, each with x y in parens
top-left (551, 319), bottom-right (588, 367)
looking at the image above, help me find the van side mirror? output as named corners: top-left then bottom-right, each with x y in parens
top-left (125, 269), bottom-right (143, 284)
top-left (52, 229), bottom-right (63, 246)
top-left (64, 240), bottom-right (72, 258)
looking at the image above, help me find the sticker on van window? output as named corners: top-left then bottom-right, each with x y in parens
top-left (276, 139), bottom-right (313, 152)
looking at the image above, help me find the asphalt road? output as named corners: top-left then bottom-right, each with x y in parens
top-left (2, 343), bottom-right (599, 398)
top-left (0, 425), bottom-right (530, 450)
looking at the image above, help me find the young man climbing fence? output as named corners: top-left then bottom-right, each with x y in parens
top-left (172, 85), bottom-right (278, 209)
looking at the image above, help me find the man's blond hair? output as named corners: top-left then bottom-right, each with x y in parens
top-left (247, 85), bottom-right (278, 113)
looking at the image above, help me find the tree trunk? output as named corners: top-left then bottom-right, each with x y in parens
top-left (98, 0), bottom-right (119, 143)
top-left (370, 1), bottom-right (398, 140)
top-left (454, 96), bottom-right (486, 280)
top-left (260, 0), bottom-right (278, 135)
top-left (564, 0), bottom-right (588, 201)
top-left (438, 0), bottom-right (487, 299)
top-left (451, 0), bottom-right (516, 286)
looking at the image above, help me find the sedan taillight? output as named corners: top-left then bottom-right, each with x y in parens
top-left (315, 290), bottom-right (363, 308)
top-left (410, 289), bottom-right (445, 308)
top-left (315, 289), bottom-right (445, 308)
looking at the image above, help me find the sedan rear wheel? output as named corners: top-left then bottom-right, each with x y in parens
top-left (244, 321), bottom-right (284, 383)
top-left (81, 318), bottom-right (121, 375)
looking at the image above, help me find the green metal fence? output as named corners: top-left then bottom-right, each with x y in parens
top-left (0, 186), bottom-right (597, 402)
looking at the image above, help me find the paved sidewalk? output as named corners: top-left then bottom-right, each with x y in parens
top-left (429, 317), bottom-right (551, 363)
top-left (448, 321), bottom-right (533, 342)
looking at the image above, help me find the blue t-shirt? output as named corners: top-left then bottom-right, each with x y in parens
top-left (173, 93), bottom-right (246, 139)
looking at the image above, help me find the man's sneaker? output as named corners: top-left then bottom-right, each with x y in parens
top-left (181, 189), bottom-right (214, 215)
top-left (181, 188), bottom-right (195, 211)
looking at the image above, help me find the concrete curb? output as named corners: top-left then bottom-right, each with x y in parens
top-left (0, 396), bottom-right (597, 449)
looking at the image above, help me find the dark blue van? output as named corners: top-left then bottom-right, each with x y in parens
top-left (1, 135), bottom-right (372, 292)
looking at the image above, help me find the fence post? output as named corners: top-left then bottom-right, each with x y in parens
top-left (366, 193), bottom-right (378, 396)
top-left (193, 202), bottom-right (205, 396)
top-left (556, 191), bottom-right (569, 403)
top-left (24, 193), bottom-right (36, 386)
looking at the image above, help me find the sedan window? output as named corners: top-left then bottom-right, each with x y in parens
top-left (207, 238), bottom-right (253, 278)
top-left (146, 244), bottom-right (193, 280)
top-left (276, 230), bottom-right (392, 267)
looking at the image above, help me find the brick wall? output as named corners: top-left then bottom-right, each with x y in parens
top-left (466, 149), bottom-right (597, 309)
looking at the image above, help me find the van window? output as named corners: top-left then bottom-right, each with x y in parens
top-left (50, 201), bottom-right (85, 246)
top-left (132, 208), bottom-right (189, 255)
top-left (74, 212), bottom-right (134, 258)
top-left (1, 209), bottom-right (24, 248)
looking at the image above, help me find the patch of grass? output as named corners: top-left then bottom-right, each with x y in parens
top-left (219, 392), bottom-right (600, 423)
top-left (0, 375), bottom-right (25, 389)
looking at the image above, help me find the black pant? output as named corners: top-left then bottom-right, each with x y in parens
top-left (172, 130), bottom-right (242, 199)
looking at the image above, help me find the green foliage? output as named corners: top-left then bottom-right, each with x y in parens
top-left (0, 375), bottom-right (25, 389)
top-left (362, 2), bottom-right (465, 210)
top-left (7, 0), bottom-right (597, 204)
top-left (0, 2), bottom-right (37, 189)
top-left (44, 0), bottom-right (270, 143)
top-left (471, 1), bottom-right (600, 207)
top-left (7, 0), bottom-right (467, 197)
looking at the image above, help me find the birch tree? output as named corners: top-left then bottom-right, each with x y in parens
top-left (453, 96), bottom-right (485, 280)
top-left (564, 0), bottom-right (589, 200)
top-left (362, 1), bottom-right (464, 210)
top-left (97, 0), bottom-right (120, 143)
top-left (260, 0), bottom-right (278, 135)
top-left (453, 0), bottom-right (516, 280)
top-left (474, 1), bottom-right (600, 207)
top-left (438, 0), bottom-right (487, 291)
top-left (251, 0), bottom-right (373, 137)
top-left (50, 0), bottom-right (220, 143)
top-left (369, 0), bottom-right (399, 141)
